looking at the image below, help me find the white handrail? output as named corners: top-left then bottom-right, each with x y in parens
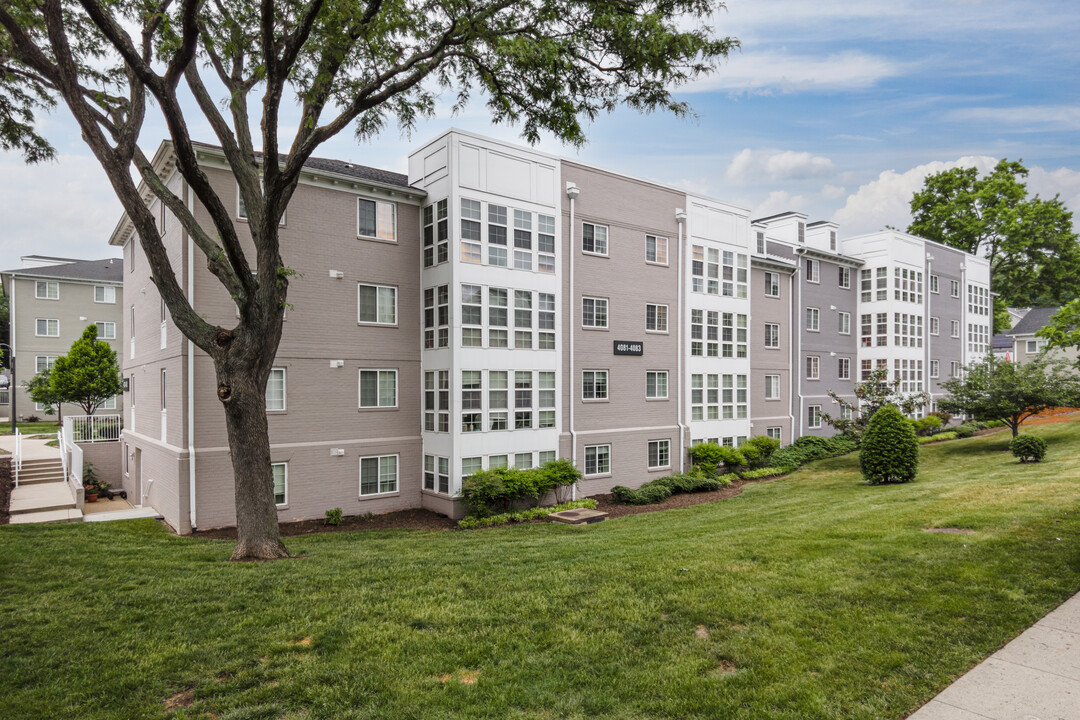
top-left (58, 428), bottom-right (68, 481)
top-left (67, 415), bottom-right (122, 443)
top-left (13, 428), bottom-right (21, 488)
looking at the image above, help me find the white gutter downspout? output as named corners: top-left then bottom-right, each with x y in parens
top-left (566, 182), bottom-right (580, 500)
top-left (186, 184), bottom-right (197, 531)
top-left (925, 253), bottom-right (933, 410)
top-left (792, 253), bottom-right (802, 440)
top-left (960, 262), bottom-right (968, 371)
top-left (675, 209), bottom-right (688, 471)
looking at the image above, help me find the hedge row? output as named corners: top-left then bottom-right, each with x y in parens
top-left (918, 431), bottom-right (958, 444)
top-left (610, 472), bottom-right (736, 505)
top-left (738, 466), bottom-right (791, 479)
top-left (457, 499), bottom-right (598, 529)
top-left (461, 459), bottom-right (583, 518)
top-left (770, 434), bottom-right (858, 470)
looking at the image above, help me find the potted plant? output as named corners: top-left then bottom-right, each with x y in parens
top-left (83, 463), bottom-right (108, 503)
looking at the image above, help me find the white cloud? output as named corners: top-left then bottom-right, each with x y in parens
top-left (1026, 165), bottom-right (1080, 214)
top-left (820, 184), bottom-right (847, 199)
top-left (685, 50), bottom-right (905, 94)
top-left (947, 105), bottom-right (1080, 132)
top-left (0, 153), bottom-right (123, 263)
top-left (753, 190), bottom-right (808, 218)
top-left (726, 148), bottom-right (835, 185)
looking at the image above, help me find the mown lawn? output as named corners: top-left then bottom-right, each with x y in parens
top-left (0, 420), bottom-right (61, 436)
top-left (2, 421), bottom-right (1079, 720)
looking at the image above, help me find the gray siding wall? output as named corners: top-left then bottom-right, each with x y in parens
top-left (927, 248), bottom-right (965, 397)
top-left (749, 263), bottom-right (793, 444)
top-left (560, 162), bottom-right (683, 492)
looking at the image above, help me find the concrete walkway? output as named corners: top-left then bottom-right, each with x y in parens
top-left (1, 434), bottom-right (82, 524)
top-left (909, 591), bottom-right (1080, 720)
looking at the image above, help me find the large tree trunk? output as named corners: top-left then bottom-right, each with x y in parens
top-left (216, 349), bottom-right (289, 561)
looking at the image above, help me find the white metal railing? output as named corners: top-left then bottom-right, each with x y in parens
top-left (60, 419), bottom-right (84, 508)
top-left (67, 414), bottom-right (122, 443)
top-left (13, 428), bottom-right (22, 487)
top-left (58, 428), bottom-right (68, 480)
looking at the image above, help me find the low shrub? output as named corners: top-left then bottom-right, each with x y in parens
top-left (985, 420), bottom-right (1007, 429)
top-left (740, 436), bottom-right (781, 468)
top-left (457, 499), bottom-right (598, 529)
top-left (918, 432), bottom-right (958, 444)
top-left (738, 467), bottom-right (790, 479)
top-left (325, 508), bottom-right (343, 526)
top-left (910, 416), bottom-right (943, 436)
top-left (611, 471), bottom-right (734, 505)
top-left (770, 434), bottom-right (856, 470)
top-left (1009, 434), bottom-right (1047, 463)
top-left (929, 410), bottom-right (953, 426)
top-left (860, 405), bottom-right (919, 485)
top-left (953, 424), bottom-right (977, 438)
top-left (688, 442), bottom-right (746, 475)
top-left (460, 460), bottom-right (582, 518)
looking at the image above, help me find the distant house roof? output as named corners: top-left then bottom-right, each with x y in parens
top-left (992, 334), bottom-right (1014, 351)
top-left (1006, 307), bottom-right (1061, 337)
top-left (1, 257), bottom-right (124, 283)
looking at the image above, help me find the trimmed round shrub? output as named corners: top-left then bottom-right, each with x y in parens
top-left (953, 424), bottom-right (976, 438)
top-left (1009, 434), bottom-right (1047, 463)
top-left (741, 436), bottom-right (781, 468)
top-left (860, 404), bottom-right (919, 485)
top-left (689, 442), bottom-right (746, 476)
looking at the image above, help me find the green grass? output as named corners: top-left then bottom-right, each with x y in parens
top-left (2, 422), bottom-right (1080, 720)
top-left (0, 420), bottom-right (60, 435)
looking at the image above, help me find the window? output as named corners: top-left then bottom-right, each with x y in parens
top-left (838, 267), bottom-right (850, 289)
top-left (838, 358), bottom-right (851, 380)
top-left (582, 222), bottom-right (608, 255)
top-left (582, 370), bottom-right (608, 400)
top-left (515, 371), bottom-right (533, 429)
top-left (488, 455), bottom-right (508, 470)
top-left (423, 200), bottom-right (448, 266)
top-left (538, 450), bottom-right (557, 465)
top-left (538, 214), bottom-right (556, 273)
top-left (359, 455), bottom-right (398, 495)
top-left (721, 313), bottom-right (748, 358)
top-left (766, 427), bottom-right (782, 442)
top-left (488, 370), bottom-right (508, 430)
top-left (690, 374), bottom-right (719, 420)
top-left (272, 463), bottom-right (287, 506)
top-left (950, 361), bottom-right (960, 377)
top-left (648, 440), bottom-right (670, 469)
top-left (585, 444), bottom-right (610, 475)
top-left (514, 290), bottom-right (533, 349)
top-left (423, 284), bottom-right (449, 349)
top-left (646, 371), bottom-right (668, 399)
top-left (462, 457), bottom-right (483, 479)
top-left (35, 318), bottom-right (59, 337)
top-left (808, 405), bottom-right (822, 429)
top-left (930, 317), bottom-right (940, 336)
top-left (756, 231), bottom-right (766, 254)
top-left (35, 281), bottom-right (59, 300)
top-left (930, 275), bottom-right (939, 294)
top-left (95, 321), bottom-right (117, 340)
top-left (160, 369), bottom-right (167, 409)
top-left (539, 371), bottom-right (556, 428)
top-left (877, 313), bottom-right (888, 346)
top-left (930, 360), bottom-right (940, 378)
top-left (101, 395), bottom-right (117, 410)
top-left (460, 284), bottom-right (482, 347)
top-left (515, 453), bottom-right (533, 470)
top-left (582, 297), bottom-right (608, 328)
top-left (951, 320), bottom-right (960, 338)
top-left (358, 284), bottom-right (396, 325)
top-left (359, 369), bottom-right (397, 408)
top-left (830, 230), bottom-right (838, 252)
top-left (721, 374), bottom-right (748, 420)
top-left (764, 271), bottom-right (780, 297)
top-left (951, 280), bottom-right (960, 298)
top-left (488, 204), bottom-right (507, 266)
top-left (512, 210), bottom-right (532, 270)
top-left (35, 356), bottom-right (58, 373)
top-left (486, 287), bottom-right (508, 348)
top-left (461, 370), bottom-right (482, 432)
top-left (764, 323), bottom-right (780, 348)
top-left (265, 368), bottom-right (286, 411)
top-left (646, 235), bottom-right (668, 264)
top-left (876, 267), bottom-right (888, 301)
top-left (765, 374), bottom-right (780, 400)
top-left (94, 285), bottom-right (116, 304)
top-left (806, 307), bottom-right (820, 332)
top-left (805, 259), bottom-right (819, 283)
top-left (460, 198), bottom-right (482, 264)
top-left (646, 303), bottom-right (668, 332)
top-left (860, 314), bottom-right (872, 347)
top-left (806, 355), bottom-right (820, 380)
top-left (1026, 340), bottom-right (1039, 353)
top-left (538, 293), bottom-right (555, 349)
top-left (798, 221), bottom-right (806, 243)
top-left (838, 312), bottom-right (850, 335)
top-left (358, 198), bottom-right (396, 241)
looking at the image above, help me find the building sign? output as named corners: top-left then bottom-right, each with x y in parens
top-left (613, 340), bottom-right (644, 356)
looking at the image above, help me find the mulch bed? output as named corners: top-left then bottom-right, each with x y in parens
top-left (0, 457), bottom-right (11, 525)
top-left (191, 475), bottom-right (783, 539)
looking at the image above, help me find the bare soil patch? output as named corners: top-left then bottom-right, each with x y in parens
top-left (163, 688), bottom-right (194, 712)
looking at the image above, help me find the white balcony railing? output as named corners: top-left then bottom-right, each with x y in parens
top-left (67, 414), bottom-right (122, 443)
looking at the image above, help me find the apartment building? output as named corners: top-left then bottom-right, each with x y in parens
top-left (1, 256), bottom-right (124, 419)
top-left (1004, 307), bottom-right (1079, 367)
top-left (110, 130), bottom-right (991, 531)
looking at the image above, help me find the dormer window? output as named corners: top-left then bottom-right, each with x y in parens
top-left (756, 231), bottom-right (765, 254)
top-left (797, 221), bottom-right (805, 243)
top-left (830, 230), bottom-right (837, 251)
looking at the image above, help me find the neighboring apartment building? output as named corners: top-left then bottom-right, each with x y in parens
top-left (1005, 307), bottom-right (1079, 367)
top-left (0, 256), bottom-right (124, 419)
top-left (111, 130), bottom-right (991, 531)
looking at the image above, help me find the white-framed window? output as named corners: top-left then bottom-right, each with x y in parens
top-left (646, 303), bottom-right (668, 332)
top-left (830, 230), bottom-right (838, 252)
top-left (838, 357), bottom-right (851, 380)
top-left (806, 355), bottom-right (820, 380)
top-left (838, 312), bottom-right (850, 335)
top-left (765, 374), bottom-right (780, 400)
top-left (646, 235), bottom-right (668, 265)
top-left (538, 450), bottom-right (557, 465)
top-left (764, 271), bottom-right (780, 297)
top-left (806, 307), bottom-right (820, 332)
top-left (358, 283), bottom-right (397, 325)
top-left (930, 317), bottom-right (940, 336)
top-left (461, 370), bottom-right (482, 432)
top-left (766, 427), bottom-right (782, 442)
top-left (876, 267), bottom-right (888, 301)
top-left (266, 368), bottom-right (286, 412)
top-left (808, 405), bottom-right (822, 429)
top-left (272, 463), bottom-right (288, 506)
top-left (756, 231), bottom-right (766, 254)
top-left (930, 275), bottom-right (939, 294)
top-left (94, 285), bottom-right (116, 304)
top-left (537, 214), bottom-right (556, 273)
top-left (100, 395), bottom-right (117, 410)
top-left (460, 284), bottom-right (482, 348)
top-left (950, 361), bottom-right (960, 377)
top-left (35, 318), bottom-right (59, 337)
top-left (951, 320), bottom-right (960, 338)
top-left (462, 457), bottom-right (483, 479)
top-left (646, 370), bottom-right (668, 399)
top-left (648, 440), bottom-right (671, 469)
top-left (95, 321), bottom-right (117, 340)
top-left (423, 199), bottom-right (448, 267)
top-left (514, 371), bottom-right (533, 429)
top-left (838, 266), bottom-right (850, 289)
top-left (35, 355), bottom-right (58, 372)
top-left (950, 279), bottom-right (960, 298)
top-left (1026, 340), bottom-right (1039, 353)
top-left (805, 258), bottom-right (819, 283)
top-left (930, 360), bottom-right (940, 378)
top-left (582, 370), bottom-right (608, 400)
top-left (798, 221), bottom-right (806, 243)
top-left (582, 296), bottom-right (608, 328)
top-left (538, 293), bottom-right (555, 350)
top-left (35, 280), bottom-right (59, 300)
top-left (359, 369), bottom-right (397, 408)
top-left (584, 444), bottom-right (611, 476)
top-left (764, 322), bottom-right (780, 349)
top-left (358, 198), bottom-right (396, 241)
top-left (538, 371), bottom-right (556, 428)
top-left (582, 222), bottom-right (608, 255)
top-left (514, 453), bottom-right (533, 470)
top-left (160, 368), bottom-right (167, 409)
top-left (359, 454), bottom-right (398, 496)
top-left (423, 284), bottom-right (449, 349)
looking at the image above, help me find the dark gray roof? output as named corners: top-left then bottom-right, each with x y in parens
top-left (992, 334), bottom-right (1014, 350)
top-left (1006, 307), bottom-right (1061, 336)
top-left (752, 211), bottom-right (806, 224)
top-left (2, 258), bottom-right (123, 283)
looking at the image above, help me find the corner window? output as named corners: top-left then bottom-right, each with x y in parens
top-left (646, 235), bottom-right (668, 264)
top-left (271, 463), bottom-right (287, 506)
top-left (582, 223), bottom-right (608, 256)
top-left (35, 281), bottom-right (59, 300)
top-left (358, 198), bottom-right (396, 241)
top-left (266, 368), bottom-right (286, 412)
top-left (582, 297), bottom-right (608, 328)
top-left (648, 440), bottom-right (670, 470)
top-left (358, 283), bottom-right (397, 325)
top-left (360, 455), bottom-right (398, 495)
top-left (359, 369), bottom-right (397, 408)
top-left (94, 285), bottom-right (116, 304)
top-left (35, 318), bottom-right (59, 337)
top-left (584, 444), bottom-right (610, 476)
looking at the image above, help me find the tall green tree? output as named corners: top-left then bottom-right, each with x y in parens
top-left (907, 160), bottom-right (1080, 307)
top-left (51, 325), bottom-right (122, 416)
top-left (1037, 300), bottom-right (1080, 369)
top-left (0, 0), bottom-right (736, 559)
top-left (24, 367), bottom-right (61, 420)
top-left (938, 355), bottom-right (1080, 438)
top-left (820, 366), bottom-right (929, 443)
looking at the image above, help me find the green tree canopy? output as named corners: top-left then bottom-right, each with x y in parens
top-left (938, 355), bottom-right (1080, 438)
top-left (24, 367), bottom-right (61, 419)
top-left (907, 159), bottom-right (1080, 308)
top-left (859, 404), bottom-right (919, 485)
top-left (821, 366), bottom-right (929, 443)
top-left (0, 0), bottom-right (737, 559)
top-left (1037, 300), bottom-right (1080, 369)
top-left (51, 325), bottom-right (122, 416)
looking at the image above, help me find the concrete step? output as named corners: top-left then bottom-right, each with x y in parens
top-left (20, 458), bottom-right (63, 468)
top-left (9, 481), bottom-right (76, 515)
top-left (16, 473), bottom-right (67, 485)
top-left (8, 508), bottom-right (83, 524)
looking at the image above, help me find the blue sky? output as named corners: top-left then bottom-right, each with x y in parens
top-left (2, 0), bottom-right (1078, 260)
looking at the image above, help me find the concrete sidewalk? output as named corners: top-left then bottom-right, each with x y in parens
top-left (908, 591), bottom-right (1080, 720)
